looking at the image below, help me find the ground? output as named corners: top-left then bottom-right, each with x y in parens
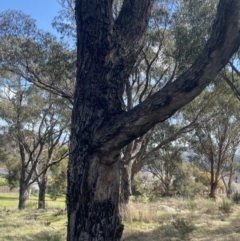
top-left (1, 193), bottom-right (240, 240)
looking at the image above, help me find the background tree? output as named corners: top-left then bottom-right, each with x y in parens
top-left (147, 143), bottom-right (184, 196)
top-left (0, 2), bottom-right (219, 212)
top-left (0, 10), bottom-right (75, 105)
top-left (221, 149), bottom-right (240, 198)
top-left (173, 0), bottom-right (218, 73)
top-left (49, 153), bottom-right (68, 201)
top-left (171, 163), bottom-right (205, 198)
top-left (185, 80), bottom-right (240, 199)
top-left (0, 75), bottom-right (70, 209)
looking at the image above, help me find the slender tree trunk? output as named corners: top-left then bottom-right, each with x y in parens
top-left (209, 182), bottom-right (218, 199)
top-left (18, 163), bottom-right (28, 210)
top-left (18, 181), bottom-right (27, 210)
top-left (165, 181), bottom-right (171, 196)
top-left (226, 187), bottom-right (232, 199)
top-left (119, 160), bottom-right (133, 221)
top-left (18, 131), bottom-right (28, 210)
top-left (222, 173), bottom-right (233, 199)
top-left (226, 177), bottom-right (233, 198)
top-left (38, 175), bottom-right (47, 209)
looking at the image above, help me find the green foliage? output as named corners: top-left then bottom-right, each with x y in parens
top-left (5, 156), bottom-right (20, 189)
top-left (0, 176), bottom-right (7, 186)
top-left (173, 0), bottom-right (218, 72)
top-left (172, 163), bottom-right (205, 198)
top-left (172, 218), bottom-right (196, 240)
top-left (195, 171), bottom-right (225, 190)
top-left (0, 149), bottom-right (7, 165)
top-left (147, 141), bottom-right (184, 197)
top-left (232, 192), bottom-right (240, 204)
top-left (131, 172), bottom-right (145, 197)
top-left (49, 158), bottom-right (68, 200)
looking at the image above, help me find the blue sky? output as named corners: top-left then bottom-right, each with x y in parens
top-left (0, 0), bottom-right (62, 33)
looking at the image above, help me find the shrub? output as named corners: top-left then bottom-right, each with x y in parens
top-left (205, 199), bottom-right (218, 215)
top-left (0, 177), bottom-right (8, 186)
top-left (219, 199), bottom-right (232, 215)
top-left (187, 199), bottom-right (198, 212)
top-left (232, 192), bottom-right (240, 204)
top-left (172, 218), bottom-right (196, 240)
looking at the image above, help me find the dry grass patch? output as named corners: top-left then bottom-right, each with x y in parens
top-left (122, 197), bottom-right (240, 241)
top-left (1, 194), bottom-right (240, 240)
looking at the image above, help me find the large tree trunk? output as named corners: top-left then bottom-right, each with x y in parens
top-left (67, 1), bottom-right (153, 240)
top-left (67, 153), bottom-right (123, 241)
top-left (68, 0), bottom-right (240, 240)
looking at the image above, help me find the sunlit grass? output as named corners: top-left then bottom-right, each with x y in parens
top-left (1, 194), bottom-right (240, 240)
top-left (0, 193), bottom-right (65, 210)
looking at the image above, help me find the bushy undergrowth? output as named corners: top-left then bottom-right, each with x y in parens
top-left (232, 192), bottom-right (240, 204)
top-left (219, 199), bottom-right (232, 215)
top-left (0, 176), bottom-right (8, 186)
top-left (172, 218), bottom-right (196, 240)
top-left (187, 198), bottom-right (198, 212)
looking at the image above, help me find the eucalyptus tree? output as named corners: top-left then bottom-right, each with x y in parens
top-left (173, 0), bottom-right (218, 73)
top-left (0, 1), bottom-right (204, 212)
top-left (33, 96), bottom-right (70, 209)
top-left (0, 76), bottom-right (70, 209)
top-left (147, 143), bottom-right (184, 196)
top-left (0, 10), bottom-right (75, 105)
top-left (184, 81), bottom-right (240, 199)
top-left (68, 0), bottom-right (240, 240)
top-left (52, 0), bottom-right (76, 43)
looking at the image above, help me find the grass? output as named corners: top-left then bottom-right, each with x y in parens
top-left (0, 193), bottom-right (66, 241)
top-left (0, 193), bottom-right (66, 209)
top-left (1, 194), bottom-right (240, 240)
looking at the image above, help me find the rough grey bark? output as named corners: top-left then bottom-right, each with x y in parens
top-left (67, 1), bottom-right (153, 240)
top-left (67, 0), bottom-right (240, 240)
top-left (38, 171), bottom-right (47, 209)
top-left (18, 170), bottom-right (27, 210)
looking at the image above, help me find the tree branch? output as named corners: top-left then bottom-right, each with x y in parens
top-left (93, 0), bottom-right (240, 156)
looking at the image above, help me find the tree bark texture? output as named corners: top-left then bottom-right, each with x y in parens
top-left (18, 181), bottom-right (27, 210)
top-left (68, 1), bottom-right (153, 240)
top-left (119, 160), bottom-right (133, 220)
top-left (68, 0), bottom-right (240, 240)
top-left (38, 174), bottom-right (47, 209)
top-left (18, 151), bottom-right (28, 210)
top-left (209, 182), bottom-right (218, 199)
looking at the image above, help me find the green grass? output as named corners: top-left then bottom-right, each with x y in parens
top-left (1, 194), bottom-right (240, 240)
top-left (0, 193), bottom-right (66, 210)
top-left (0, 193), bottom-right (66, 241)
